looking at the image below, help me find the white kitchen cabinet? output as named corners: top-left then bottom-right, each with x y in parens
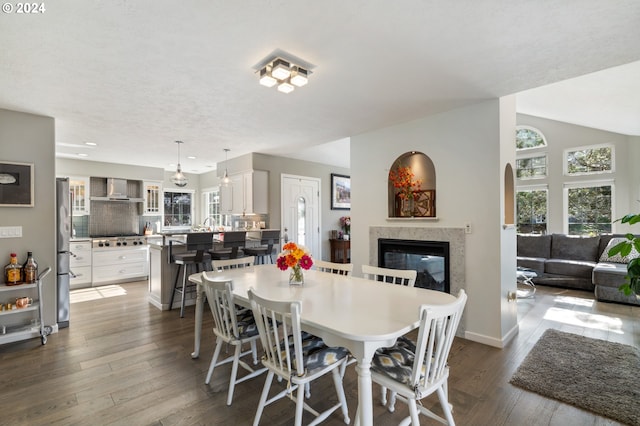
top-left (220, 171), bottom-right (268, 215)
top-left (143, 181), bottom-right (163, 216)
top-left (69, 241), bottom-right (92, 289)
top-left (69, 176), bottom-right (90, 216)
top-left (92, 246), bottom-right (149, 285)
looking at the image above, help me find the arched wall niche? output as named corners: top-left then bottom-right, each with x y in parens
top-left (387, 151), bottom-right (436, 217)
top-left (504, 163), bottom-right (515, 225)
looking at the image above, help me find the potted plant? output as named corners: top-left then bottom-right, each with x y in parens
top-left (607, 213), bottom-right (640, 296)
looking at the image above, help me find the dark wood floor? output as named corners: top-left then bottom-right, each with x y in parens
top-left (0, 282), bottom-right (637, 425)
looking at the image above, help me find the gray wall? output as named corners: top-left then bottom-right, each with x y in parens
top-left (0, 108), bottom-right (56, 326)
top-left (516, 114), bottom-right (638, 234)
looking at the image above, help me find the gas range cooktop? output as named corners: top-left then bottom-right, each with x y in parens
top-left (91, 235), bottom-right (147, 248)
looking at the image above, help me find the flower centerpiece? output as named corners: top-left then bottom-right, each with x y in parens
top-left (340, 216), bottom-right (351, 239)
top-left (389, 166), bottom-right (422, 216)
top-left (276, 242), bottom-right (314, 285)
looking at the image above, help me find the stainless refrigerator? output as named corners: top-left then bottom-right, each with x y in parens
top-left (56, 178), bottom-right (71, 328)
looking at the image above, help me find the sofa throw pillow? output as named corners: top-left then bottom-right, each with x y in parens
top-left (599, 237), bottom-right (640, 264)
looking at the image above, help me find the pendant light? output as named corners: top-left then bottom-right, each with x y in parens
top-left (220, 148), bottom-right (231, 186)
top-left (171, 140), bottom-right (188, 187)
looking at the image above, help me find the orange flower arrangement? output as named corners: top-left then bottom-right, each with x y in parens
top-left (389, 166), bottom-right (422, 200)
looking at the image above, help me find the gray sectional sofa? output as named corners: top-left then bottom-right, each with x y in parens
top-left (517, 233), bottom-right (640, 306)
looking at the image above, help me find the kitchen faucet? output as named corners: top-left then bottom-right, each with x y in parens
top-left (203, 217), bottom-right (215, 229)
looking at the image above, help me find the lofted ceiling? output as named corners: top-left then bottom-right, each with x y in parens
top-left (1, 1), bottom-right (639, 172)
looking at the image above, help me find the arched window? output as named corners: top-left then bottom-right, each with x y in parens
top-left (388, 152), bottom-right (436, 217)
top-left (516, 126), bottom-right (547, 150)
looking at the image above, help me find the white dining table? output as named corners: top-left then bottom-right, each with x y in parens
top-left (188, 264), bottom-right (456, 426)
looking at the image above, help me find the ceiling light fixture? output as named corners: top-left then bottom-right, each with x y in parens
top-left (290, 66), bottom-right (308, 87)
top-left (257, 56), bottom-right (310, 94)
top-left (171, 140), bottom-right (188, 187)
top-left (220, 148), bottom-right (231, 186)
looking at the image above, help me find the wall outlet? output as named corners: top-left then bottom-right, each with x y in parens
top-left (464, 222), bottom-right (472, 234)
top-left (0, 226), bottom-right (23, 238)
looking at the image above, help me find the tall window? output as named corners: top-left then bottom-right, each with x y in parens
top-left (565, 183), bottom-right (613, 235)
top-left (516, 126), bottom-right (547, 150)
top-left (516, 155), bottom-right (547, 179)
top-left (163, 189), bottom-right (194, 228)
top-left (565, 144), bottom-right (613, 175)
top-left (202, 188), bottom-right (229, 228)
top-left (516, 188), bottom-right (548, 234)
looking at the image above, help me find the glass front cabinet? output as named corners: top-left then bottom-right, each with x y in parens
top-left (143, 181), bottom-right (163, 216)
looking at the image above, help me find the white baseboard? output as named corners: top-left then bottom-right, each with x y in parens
top-left (465, 323), bottom-right (519, 348)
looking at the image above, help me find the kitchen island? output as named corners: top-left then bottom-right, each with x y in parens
top-left (147, 230), bottom-right (277, 311)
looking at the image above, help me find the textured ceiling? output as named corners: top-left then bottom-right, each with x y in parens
top-left (1, 1), bottom-right (639, 172)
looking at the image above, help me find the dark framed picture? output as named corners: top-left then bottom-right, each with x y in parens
top-left (0, 161), bottom-right (34, 207)
top-left (331, 173), bottom-right (351, 210)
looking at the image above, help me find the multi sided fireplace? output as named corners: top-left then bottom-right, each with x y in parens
top-left (378, 238), bottom-right (450, 293)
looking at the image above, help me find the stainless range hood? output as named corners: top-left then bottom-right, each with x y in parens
top-left (90, 178), bottom-right (144, 202)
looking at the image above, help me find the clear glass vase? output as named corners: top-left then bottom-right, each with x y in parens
top-left (289, 265), bottom-right (304, 286)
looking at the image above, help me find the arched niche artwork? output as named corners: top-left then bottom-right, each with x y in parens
top-left (504, 163), bottom-right (515, 225)
top-left (387, 151), bottom-right (436, 217)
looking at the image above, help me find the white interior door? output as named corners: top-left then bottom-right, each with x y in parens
top-left (281, 174), bottom-right (321, 259)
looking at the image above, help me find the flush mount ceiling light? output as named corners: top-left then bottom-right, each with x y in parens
top-left (171, 140), bottom-right (188, 187)
top-left (258, 56), bottom-right (311, 94)
top-left (220, 148), bottom-right (231, 186)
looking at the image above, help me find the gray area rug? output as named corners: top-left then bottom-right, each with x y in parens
top-left (510, 328), bottom-right (640, 425)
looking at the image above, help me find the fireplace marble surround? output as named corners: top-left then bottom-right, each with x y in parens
top-left (369, 226), bottom-right (466, 335)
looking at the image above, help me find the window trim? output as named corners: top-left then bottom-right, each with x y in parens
top-left (516, 152), bottom-right (548, 180)
top-left (562, 180), bottom-right (615, 235)
top-left (163, 188), bottom-right (195, 231)
top-left (516, 125), bottom-right (547, 151)
top-left (516, 184), bottom-right (549, 234)
top-left (563, 143), bottom-right (615, 177)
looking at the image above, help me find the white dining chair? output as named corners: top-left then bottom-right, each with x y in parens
top-left (212, 256), bottom-right (256, 271)
top-left (362, 264), bottom-right (417, 287)
top-left (314, 259), bottom-right (353, 276)
top-left (201, 274), bottom-right (266, 406)
top-left (372, 289), bottom-right (467, 426)
top-left (248, 288), bottom-right (351, 426)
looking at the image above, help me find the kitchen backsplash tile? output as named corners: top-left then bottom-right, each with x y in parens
top-left (90, 201), bottom-right (139, 236)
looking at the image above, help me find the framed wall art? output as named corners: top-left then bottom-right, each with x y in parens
top-left (0, 161), bottom-right (34, 207)
top-left (331, 173), bottom-right (351, 210)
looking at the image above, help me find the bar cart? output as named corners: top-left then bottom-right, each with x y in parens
top-left (0, 267), bottom-right (53, 345)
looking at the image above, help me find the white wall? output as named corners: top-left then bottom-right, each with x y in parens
top-left (0, 108), bottom-right (56, 327)
top-left (351, 99), bottom-right (512, 346)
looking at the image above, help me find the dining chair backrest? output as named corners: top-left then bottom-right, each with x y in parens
top-left (248, 288), bottom-right (304, 378)
top-left (201, 274), bottom-right (240, 341)
top-left (411, 289), bottom-right (467, 390)
top-left (362, 264), bottom-right (417, 287)
top-left (212, 256), bottom-right (256, 271)
top-left (314, 259), bottom-right (353, 276)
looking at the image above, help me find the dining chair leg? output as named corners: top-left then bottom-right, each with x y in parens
top-left (437, 386), bottom-right (455, 425)
top-left (295, 380), bottom-right (305, 426)
top-left (388, 390), bottom-right (398, 412)
top-left (227, 344), bottom-right (242, 406)
top-left (253, 370), bottom-right (275, 426)
top-left (381, 385), bottom-right (387, 406)
top-left (331, 367), bottom-right (350, 424)
top-left (250, 340), bottom-right (259, 365)
top-left (408, 398), bottom-right (420, 426)
top-left (205, 337), bottom-right (223, 385)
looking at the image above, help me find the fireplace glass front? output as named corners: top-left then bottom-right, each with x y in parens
top-left (378, 238), bottom-right (450, 293)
